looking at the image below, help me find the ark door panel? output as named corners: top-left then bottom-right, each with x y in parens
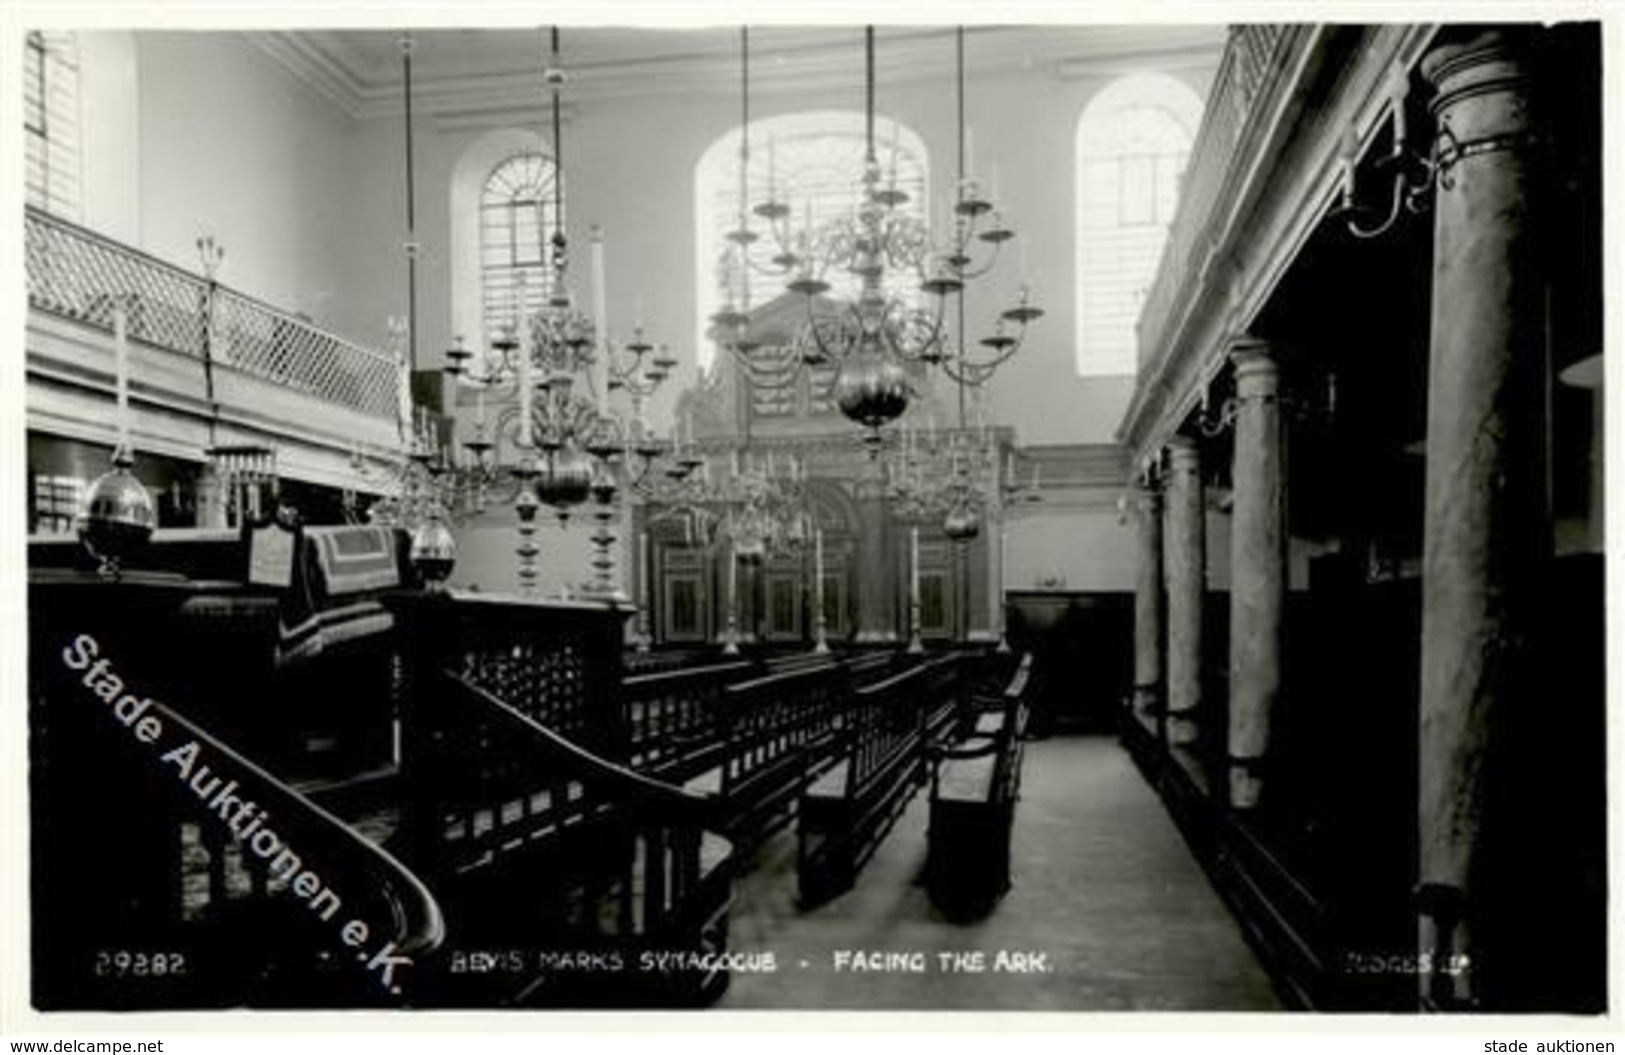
top-left (763, 566), bottom-right (803, 643)
top-left (916, 537), bottom-right (957, 642)
top-left (655, 543), bottom-right (710, 645)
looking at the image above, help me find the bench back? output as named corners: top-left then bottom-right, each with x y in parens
top-left (718, 659), bottom-right (850, 792)
top-left (622, 658), bottom-right (757, 773)
top-left (840, 654), bottom-right (962, 797)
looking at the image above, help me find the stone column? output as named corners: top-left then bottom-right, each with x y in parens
top-left (853, 463), bottom-right (897, 642)
top-left (1227, 339), bottom-right (1285, 810)
top-left (1132, 478), bottom-right (1165, 738)
top-left (1163, 437), bottom-right (1205, 752)
top-left (1417, 29), bottom-right (1545, 1009)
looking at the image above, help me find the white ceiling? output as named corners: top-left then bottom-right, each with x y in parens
top-left (250, 24), bottom-right (1227, 121)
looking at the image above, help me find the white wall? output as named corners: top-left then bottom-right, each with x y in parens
top-left (1004, 502), bottom-right (1137, 594)
top-left (128, 32), bottom-right (357, 331)
top-left (77, 32), bottom-right (140, 245)
top-left (447, 509), bottom-right (596, 597)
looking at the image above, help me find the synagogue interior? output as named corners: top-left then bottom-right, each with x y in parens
top-left (17, 19), bottom-right (1608, 1014)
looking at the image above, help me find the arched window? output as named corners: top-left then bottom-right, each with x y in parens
top-left (1075, 74), bottom-right (1202, 377)
top-left (694, 111), bottom-right (929, 371)
top-left (24, 30), bottom-right (81, 218)
top-left (480, 152), bottom-right (560, 347)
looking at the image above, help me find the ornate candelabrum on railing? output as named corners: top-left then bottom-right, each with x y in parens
top-left (709, 26), bottom-right (1041, 453)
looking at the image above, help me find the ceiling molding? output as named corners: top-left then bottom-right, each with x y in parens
top-left (241, 31), bottom-right (368, 119)
top-left (254, 25), bottom-right (1226, 124)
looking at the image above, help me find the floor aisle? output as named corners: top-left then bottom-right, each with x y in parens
top-left (719, 734), bottom-right (1282, 1010)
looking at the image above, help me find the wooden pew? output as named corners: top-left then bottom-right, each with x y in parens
top-left (923, 652), bottom-right (1034, 918)
top-left (656, 650), bottom-right (904, 853)
top-left (621, 658), bottom-right (758, 775)
top-left (797, 653), bottom-right (965, 907)
top-left (676, 660), bottom-right (847, 850)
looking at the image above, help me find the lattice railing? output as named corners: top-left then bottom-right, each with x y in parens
top-left (25, 206), bottom-right (397, 420)
top-left (1136, 25), bottom-right (1294, 369)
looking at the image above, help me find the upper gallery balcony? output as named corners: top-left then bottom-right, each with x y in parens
top-left (1121, 24), bottom-right (1438, 466)
top-left (24, 204), bottom-right (401, 494)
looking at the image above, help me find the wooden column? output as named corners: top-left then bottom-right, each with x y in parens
top-left (1132, 477), bottom-right (1165, 739)
top-left (1226, 339), bottom-right (1285, 810)
top-left (1416, 29), bottom-right (1546, 1008)
top-left (1163, 437), bottom-right (1204, 752)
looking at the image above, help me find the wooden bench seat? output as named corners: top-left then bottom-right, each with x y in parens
top-left (797, 654), bottom-right (965, 907)
top-left (935, 752), bottom-right (998, 801)
top-left (925, 652), bottom-right (1034, 919)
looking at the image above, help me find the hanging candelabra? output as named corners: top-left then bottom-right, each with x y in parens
top-left (710, 26), bottom-right (1041, 452)
top-left (441, 29), bottom-right (674, 598)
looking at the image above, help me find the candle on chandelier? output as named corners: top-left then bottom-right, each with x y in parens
top-left (113, 301), bottom-right (130, 450)
top-left (909, 525), bottom-right (920, 607)
top-left (768, 135), bottom-right (777, 197)
top-left (1339, 124), bottom-right (1359, 201)
top-left (1388, 67), bottom-right (1408, 149)
top-left (965, 125), bottom-right (975, 179)
top-left (518, 344), bottom-right (534, 448)
top-left (395, 330), bottom-right (413, 445)
top-left (591, 225), bottom-right (609, 405)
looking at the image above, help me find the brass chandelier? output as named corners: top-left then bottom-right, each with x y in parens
top-left (439, 27), bottom-right (677, 598)
top-left (710, 26), bottom-right (1042, 451)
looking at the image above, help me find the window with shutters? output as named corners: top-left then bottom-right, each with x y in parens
top-left (24, 30), bottom-right (81, 219)
top-left (1074, 74), bottom-right (1202, 377)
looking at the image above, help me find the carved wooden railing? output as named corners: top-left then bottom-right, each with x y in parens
top-left (24, 205), bottom-right (398, 420)
top-left (1136, 25), bottom-right (1294, 371)
top-left (397, 668), bottom-right (733, 1006)
top-left (377, 589), bottom-right (734, 1006)
top-left (388, 590), bottom-right (631, 760)
top-left (29, 573), bottom-right (444, 1009)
